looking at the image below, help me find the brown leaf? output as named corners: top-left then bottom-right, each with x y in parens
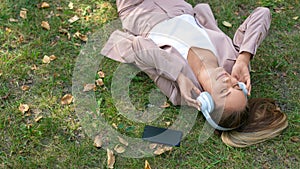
top-left (59, 28), bottom-right (71, 40)
top-left (20, 10), bottom-right (27, 19)
top-left (31, 64), bottom-right (38, 70)
top-left (291, 136), bottom-right (299, 143)
top-left (96, 79), bottom-right (104, 86)
top-left (41, 21), bottom-right (50, 30)
top-left (68, 15), bottom-right (79, 23)
top-left (94, 135), bottom-right (103, 148)
top-left (107, 148), bottom-right (115, 169)
top-left (42, 55), bottom-right (51, 64)
top-left (21, 85), bottom-right (30, 91)
top-left (97, 71), bottom-right (105, 78)
top-left (145, 160), bottom-right (152, 169)
top-left (39, 2), bottom-right (50, 9)
top-left (61, 94), bottom-right (73, 105)
top-left (74, 31), bottom-right (88, 42)
top-left (222, 21), bottom-right (232, 27)
top-left (49, 55), bottom-right (57, 61)
top-left (19, 104), bottom-right (29, 114)
top-left (160, 102), bottom-right (170, 108)
top-left (83, 83), bottom-right (96, 92)
top-left (34, 116), bottom-right (43, 122)
top-left (118, 136), bottom-right (129, 146)
top-left (114, 144), bottom-right (125, 154)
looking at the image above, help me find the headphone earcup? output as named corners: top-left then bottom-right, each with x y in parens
top-left (238, 82), bottom-right (248, 96)
top-left (196, 92), bottom-right (215, 113)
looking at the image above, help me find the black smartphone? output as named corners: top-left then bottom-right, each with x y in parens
top-left (142, 125), bottom-right (183, 147)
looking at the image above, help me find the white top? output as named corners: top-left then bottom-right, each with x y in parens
top-left (148, 14), bottom-right (217, 59)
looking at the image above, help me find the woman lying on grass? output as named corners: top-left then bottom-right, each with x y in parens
top-left (101, 0), bottom-right (288, 147)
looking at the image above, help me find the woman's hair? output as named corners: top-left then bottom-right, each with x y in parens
top-left (218, 98), bottom-right (288, 147)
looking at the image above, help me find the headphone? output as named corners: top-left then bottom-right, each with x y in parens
top-left (196, 82), bottom-right (248, 131)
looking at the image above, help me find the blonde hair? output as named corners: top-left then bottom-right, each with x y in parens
top-left (219, 98), bottom-right (288, 147)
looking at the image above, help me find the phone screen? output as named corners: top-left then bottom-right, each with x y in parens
top-left (142, 125), bottom-right (183, 147)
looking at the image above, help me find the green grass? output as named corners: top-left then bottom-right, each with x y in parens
top-left (0, 0), bottom-right (299, 168)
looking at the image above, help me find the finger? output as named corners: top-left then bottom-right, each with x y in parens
top-left (246, 78), bottom-right (251, 96)
top-left (192, 86), bottom-right (201, 96)
top-left (185, 97), bottom-right (201, 111)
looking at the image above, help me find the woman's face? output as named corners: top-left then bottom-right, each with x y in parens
top-left (206, 67), bottom-right (247, 114)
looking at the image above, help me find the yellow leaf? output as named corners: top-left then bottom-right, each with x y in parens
top-left (68, 15), bottom-right (79, 23)
top-left (145, 160), bottom-right (152, 169)
top-left (94, 135), bottom-right (103, 148)
top-left (97, 71), bottom-right (105, 78)
top-left (5, 28), bottom-right (12, 33)
top-left (42, 55), bottom-right (51, 64)
top-left (118, 136), bottom-right (129, 146)
top-left (96, 79), bottom-right (104, 86)
top-left (107, 148), bottom-right (115, 169)
top-left (83, 83), bottom-right (96, 92)
top-left (61, 94), bottom-right (73, 105)
top-left (222, 21), bottom-right (232, 28)
top-left (293, 16), bottom-right (299, 20)
top-left (41, 21), bottom-right (50, 30)
top-left (165, 121), bottom-right (171, 126)
top-left (114, 144), bottom-right (125, 154)
top-left (20, 10), bottom-right (27, 19)
top-left (21, 85), bottom-right (30, 91)
top-left (19, 104), bottom-right (29, 114)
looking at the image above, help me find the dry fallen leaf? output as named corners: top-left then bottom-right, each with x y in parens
top-left (61, 94), bottom-right (73, 105)
top-left (145, 160), bottom-right (152, 169)
top-left (68, 2), bottom-right (74, 9)
top-left (41, 21), bottom-right (50, 30)
top-left (21, 85), bottom-right (30, 91)
top-left (49, 55), bottom-right (57, 61)
top-left (149, 143), bottom-right (157, 150)
top-left (5, 28), bottom-right (12, 33)
top-left (59, 28), bottom-right (71, 40)
top-left (96, 79), bottom-right (104, 86)
top-left (20, 10), bottom-right (27, 19)
top-left (74, 31), bottom-right (88, 42)
top-left (83, 83), bottom-right (96, 92)
top-left (42, 55), bottom-right (51, 64)
top-left (114, 144), bottom-right (125, 154)
top-left (107, 148), bottom-right (115, 169)
top-left (160, 102), bottom-right (170, 108)
top-left (291, 136), bottom-right (299, 143)
top-left (293, 16), bottom-right (299, 20)
top-left (222, 21), bottom-right (232, 28)
top-left (39, 2), bottom-right (50, 8)
top-left (19, 104), bottom-right (29, 114)
top-left (9, 18), bottom-right (18, 22)
top-left (68, 15), bottom-right (79, 23)
top-left (98, 71), bottom-right (105, 78)
top-left (112, 123), bottom-right (118, 129)
top-left (165, 121), bottom-right (171, 126)
top-left (31, 64), bottom-right (38, 70)
top-left (154, 146), bottom-right (173, 155)
top-left (118, 136), bottom-right (129, 146)
top-left (94, 135), bottom-right (103, 148)
top-left (34, 116), bottom-right (43, 122)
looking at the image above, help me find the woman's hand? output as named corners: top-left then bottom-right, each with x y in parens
top-left (176, 73), bottom-right (201, 110)
top-left (231, 52), bottom-right (252, 96)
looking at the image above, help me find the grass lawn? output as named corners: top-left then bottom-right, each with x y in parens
top-left (0, 0), bottom-right (299, 168)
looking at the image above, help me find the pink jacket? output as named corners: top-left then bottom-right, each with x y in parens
top-left (101, 0), bottom-right (271, 105)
